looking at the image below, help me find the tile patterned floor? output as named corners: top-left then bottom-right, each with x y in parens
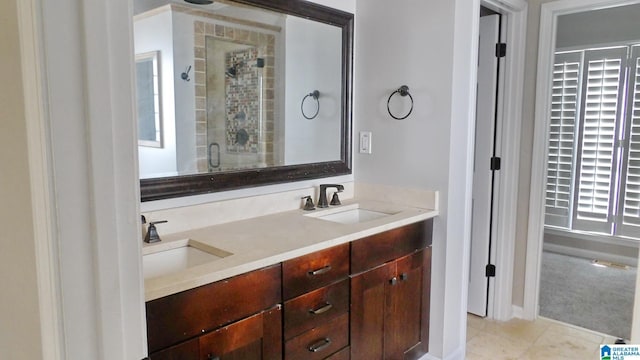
top-left (466, 314), bottom-right (619, 359)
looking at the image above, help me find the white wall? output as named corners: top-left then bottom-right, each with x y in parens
top-left (0, 0), bottom-right (44, 358)
top-left (135, 10), bottom-right (179, 178)
top-left (354, 0), bottom-right (478, 358)
top-left (284, 16), bottom-right (343, 164)
top-left (171, 10), bottom-right (198, 174)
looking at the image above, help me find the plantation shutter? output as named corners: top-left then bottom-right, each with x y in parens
top-left (618, 46), bottom-right (640, 237)
top-left (572, 47), bottom-right (628, 234)
top-left (545, 52), bottom-right (582, 228)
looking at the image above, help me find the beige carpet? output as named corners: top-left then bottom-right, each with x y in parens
top-left (539, 251), bottom-right (636, 339)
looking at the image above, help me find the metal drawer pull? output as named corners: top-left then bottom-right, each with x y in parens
top-left (308, 338), bottom-right (332, 352)
top-left (309, 303), bottom-right (333, 315)
top-left (207, 354), bottom-right (220, 360)
top-left (389, 277), bottom-right (398, 285)
top-left (308, 265), bottom-right (332, 276)
top-left (400, 273), bottom-right (409, 281)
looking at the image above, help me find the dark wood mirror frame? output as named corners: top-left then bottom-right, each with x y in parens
top-left (140, 0), bottom-right (353, 202)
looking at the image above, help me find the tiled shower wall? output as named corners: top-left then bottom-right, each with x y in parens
top-left (193, 19), bottom-right (275, 172)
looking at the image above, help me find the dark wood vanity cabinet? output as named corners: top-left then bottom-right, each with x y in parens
top-left (145, 219), bottom-right (433, 360)
top-left (282, 243), bottom-right (350, 360)
top-left (146, 264), bottom-right (282, 360)
top-left (350, 220), bottom-right (432, 360)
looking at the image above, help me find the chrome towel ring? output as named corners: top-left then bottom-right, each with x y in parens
top-left (387, 85), bottom-right (413, 120)
top-left (301, 90), bottom-right (320, 119)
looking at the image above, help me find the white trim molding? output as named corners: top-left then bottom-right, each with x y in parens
top-left (543, 242), bottom-right (637, 267)
top-left (525, 0), bottom-right (640, 324)
top-left (39, 0), bottom-right (147, 357)
top-left (512, 305), bottom-right (524, 319)
top-left (17, 0), bottom-right (64, 358)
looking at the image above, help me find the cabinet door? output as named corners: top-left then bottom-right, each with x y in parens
top-left (350, 261), bottom-right (395, 360)
top-left (385, 251), bottom-right (423, 359)
top-left (351, 249), bottom-right (430, 360)
top-left (199, 306), bottom-right (282, 360)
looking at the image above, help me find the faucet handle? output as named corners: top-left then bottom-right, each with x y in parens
top-left (301, 196), bottom-right (316, 211)
top-left (330, 191), bottom-right (342, 206)
top-left (144, 220), bottom-right (167, 243)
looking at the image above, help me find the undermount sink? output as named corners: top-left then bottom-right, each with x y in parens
top-left (305, 204), bottom-right (396, 224)
top-left (143, 239), bottom-right (232, 279)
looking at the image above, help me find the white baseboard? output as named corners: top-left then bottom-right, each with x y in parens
top-left (543, 242), bottom-right (637, 267)
top-left (512, 305), bottom-right (524, 319)
top-left (442, 346), bottom-right (466, 360)
top-left (418, 354), bottom-right (440, 360)
top-left (417, 346), bottom-right (465, 360)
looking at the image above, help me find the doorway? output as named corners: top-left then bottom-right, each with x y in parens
top-left (466, 0), bottom-right (527, 321)
top-left (468, 7), bottom-right (503, 317)
top-left (525, 0), bottom-right (640, 343)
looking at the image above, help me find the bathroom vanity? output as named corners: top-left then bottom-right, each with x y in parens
top-left (143, 202), bottom-right (435, 360)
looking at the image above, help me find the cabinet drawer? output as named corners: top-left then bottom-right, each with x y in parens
top-left (351, 219), bottom-right (432, 274)
top-left (198, 307), bottom-right (283, 360)
top-left (325, 347), bottom-right (350, 360)
top-left (285, 313), bottom-right (349, 360)
top-left (146, 264), bottom-right (282, 353)
top-left (284, 279), bottom-right (349, 339)
top-left (148, 338), bottom-right (199, 360)
top-left (283, 243), bottom-right (349, 299)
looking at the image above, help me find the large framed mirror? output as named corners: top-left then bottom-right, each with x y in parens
top-left (134, 0), bottom-right (353, 201)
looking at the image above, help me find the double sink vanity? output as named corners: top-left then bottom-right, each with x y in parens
top-left (142, 197), bottom-right (437, 360)
top-left (134, 0), bottom-right (438, 358)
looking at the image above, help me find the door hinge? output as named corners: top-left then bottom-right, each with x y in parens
top-left (486, 264), bottom-right (496, 277)
top-left (490, 156), bottom-right (501, 171)
top-left (495, 43), bottom-right (506, 58)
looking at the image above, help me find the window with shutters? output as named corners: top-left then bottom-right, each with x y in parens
top-left (544, 44), bottom-right (640, 239)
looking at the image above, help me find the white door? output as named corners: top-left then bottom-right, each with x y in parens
top-left (468, 13), bottom-right (501, 317)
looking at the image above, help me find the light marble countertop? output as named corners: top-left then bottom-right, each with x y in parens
top-left (143, 199), bottom-right (439, 301)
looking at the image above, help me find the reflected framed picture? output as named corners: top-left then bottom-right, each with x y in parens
top-left (135, 51), bottom-right (163, 148)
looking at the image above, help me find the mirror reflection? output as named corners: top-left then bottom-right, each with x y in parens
top-left (133, 0), bottom-right (343, 179)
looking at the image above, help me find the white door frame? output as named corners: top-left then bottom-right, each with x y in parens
top-left (18, 0), bottom-right (148, 358)
top-left (524, 0), bottom-right (640, 341)
top-left (16, 0), bottom-right (64, 358)
top-left (476, 0), bottom-right (528, 321)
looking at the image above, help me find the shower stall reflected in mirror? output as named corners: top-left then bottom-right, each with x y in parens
top-left (196, 21), bottom-right (276, 173)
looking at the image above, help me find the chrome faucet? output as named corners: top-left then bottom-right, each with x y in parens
top-left (317, 184), bottom-right (344, 208)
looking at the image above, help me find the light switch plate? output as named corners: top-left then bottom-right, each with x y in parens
top-left (359, 131), bottom-right (372, 154)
